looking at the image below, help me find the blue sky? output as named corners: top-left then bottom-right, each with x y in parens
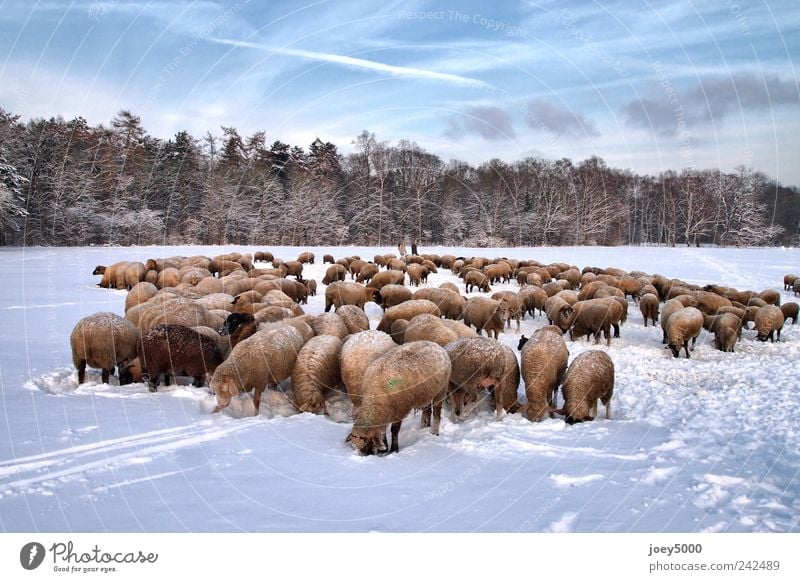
top-left (1, 0), bottom-right (798, 183)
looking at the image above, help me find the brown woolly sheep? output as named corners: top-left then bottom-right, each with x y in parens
top-left (491, 291), bottom-right (524, 330)
top-left (366, 269), bottom-right (406, 290)
top-left (758, 289), bottom-right (781, 306)
top-left (291, 335), bottom-right (342, 414)
top-left (310, 313), bottom-right (350, 340)
top-left (348, 259), bottom-right (367, 279)
top-left (71, 312), bottom-right (140, 385)
top-left (125, 282), bottom-right (159, 313)
top-left (754, 305), bottom-right (785, 342)
top-left (346, 341), bottom-right (451, 455)
top-left (304, 279), bottom-right (317, 297)
top-left (389, 319), bottom-right (408, 344)
top-left (126, 324), bottom-right (224, 392)
top-left (356, 263), bottom-right (380, 284)
top-left (444, 336), bottom-right (507, 421)
top-left (556, 350), bottom-right (614, 425)
top-left (403, 314), bottom-right (460, 347)
top-left (704, 313), bottom-right (742, 353)
top-left (324, 282), bottom-right (380, 312)
top-left (385, 258), bottom-right (406, 271)
top-left (284, 260), bottom-right (304, 280)
top-left (518, 286), bottom-right (548, 317)
top-left (780, 302), bottom-right (798, 324)
top-left (569, 299), bottom-right (625, 346)
top-left (156, 267), bottom-right (181, 289)
top-left (660, 298), bottom-right (691, 343)
top-left (493, 345), bottom-right (521, 418)
top-left (666, 307), bottom-right (704, 358)
top-left (461, 296), bottom-right (508, 339)
top-left (211, 325), bottom-right (305, 414)
top-left (297, 252), bottom-right (315, 264)
top-left (414, 287), bottom-right (466, 320)
top-left (439, 319), bottom-right (478, 340)
top-left (122, 262), bottom-right (146, 290)
top-left (95, 261), bottom-right (130, 289)
top-left (322, 264), bottom-right (347, 285)
top-left (544, 295), bottom-right (575, 333)
top-left (520, 325), bottom-right (569, 421)
top-left (322, 253), bottom-right (334, 264)
top-left (464, 270), bottom-right (491, 293)
top-left (254, 251), bottom-right (273, 263)
top-left (335, 304), bottom-right (370, 335)
top-left (379, 284), bottom-right (413, 311)
top-left (405, 263), bottom-right (427, 287)
top-left (748, 297), bottom-right (768, 308)
top-left (483, 263), bottom-right (511, 284)
top-left (440, 255), bottom-right (456, 269)
top-left (693, 291), bottom-right (733, 316)
top-left (783, 274), bottom-right (798, 291)
top-left (209, 259), bottom-right (244, 276)
top-left (556, 268), bottom-right (581, 288)
top-left (439, 281), bottom-right (460, 294)
top-left (793, 279), bottom-right (800, 296)
top-left (639, 293), bottom-right (660, 327)
top-left (339, 330), bottom-right (396, 408)
top-left (376, 299), bottom-right (441, 334)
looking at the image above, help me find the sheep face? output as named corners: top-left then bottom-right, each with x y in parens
top-left (118, 357), bottom-right (142, 385)
top-left (667, 342), bottom-right (683, 358)
top-left (211, 376), bottom-right (239, 411)
top-left (346, 428), bottom-right (388, 456)
top-left (92, 265), bottom-right (106, 275)
top-left (517, 335), bottom-right (529, 350)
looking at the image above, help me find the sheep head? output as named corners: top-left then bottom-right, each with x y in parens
top-left (92, 265), bottom-right (106, 275)
top-left (211, 376), bottom-right (239, 411)
top-left (346, 428), bottom-right (389, 456)
top-left (118, 357), bottom-right (142, 385)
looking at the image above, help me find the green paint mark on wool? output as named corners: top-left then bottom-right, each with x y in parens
top-left (386, 377), bottom-right (404, 391)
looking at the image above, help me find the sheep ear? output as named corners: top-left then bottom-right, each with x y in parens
top-left (344, 433), bottom-right (352, 443)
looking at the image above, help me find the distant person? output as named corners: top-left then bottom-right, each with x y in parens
top-left (398, 241), bottom-right (407, 257)
top-left (411, 241), bottom-right (418, 255)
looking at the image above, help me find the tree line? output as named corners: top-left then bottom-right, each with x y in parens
top-left (1, 108), bottom-right (797, 248)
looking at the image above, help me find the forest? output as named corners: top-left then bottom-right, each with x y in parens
top-left (1, 108), bottom-right (797, 248)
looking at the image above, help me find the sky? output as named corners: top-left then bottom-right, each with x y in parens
top-left (0, 0), bottom-right (798, 183)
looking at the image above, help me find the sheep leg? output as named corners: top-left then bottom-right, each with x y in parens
top-left (421, 405), bottom-right (432, 428)
top-left (76, 361), bottom-right (86, 384)
top-left (101, 368), bottom-right (110, 384)
top-left (192, 376), bottom-right (203, 387)
top-left (613, 322), bottom-right (620, 338)
top-left (431, 399), bottom-right (442, 435)
top-left (683, 341), bottom-right (691, 359)
top-left (605, 324), bottom-right (612, 346)
top-left (253, 383), bottom-right (269, 413)
top-left (604, 398), bottom-right (612, 420)
top-left (389, 421), bottom-right (402, 454)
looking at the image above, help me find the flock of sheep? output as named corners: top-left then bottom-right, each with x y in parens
top-left (70, 251), bottom-right (799, 455)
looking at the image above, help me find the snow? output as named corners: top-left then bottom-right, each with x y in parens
top-left (1, 244), bottom-right (799, 532)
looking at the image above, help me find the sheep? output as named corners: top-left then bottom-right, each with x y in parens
top-left (493, 345), bottom-right (521, 418)
top-left (520, 325), bottom-right (569, 421)
top-left (666, 306), bottom-right (705, 358)
top-left (304, 279), bottom-right (317, 297)
top-left (122, 262), bottom-right (147, 290)
top-left (377, 299), bottom-right (441, 333)
top-left (556, 268), bottom-right (581, 288)
top-left (660, 298), bottom-right (690, 343)
top-left (704, 313), bottom-right (742, 352)
top-left (125, 282), bottom-right (159, 312)
top-left (297, 251), bottom-right (315, 264)
top-left (356, 263), bottom-right (380, 284)
top-left (324, 282), bottom-right (380, 312)
top-left (310, 312), bottom-right (350, 340)
top-left (95, 261), bottom-right (130, 289)
top-left (389, 319), bottom-right (408, 344)
top-left (70, 312), bottom-right (140, 385)
top-left (127, 324), bottom-right (224, 392)
top-left (544, 295), bottom-right (575, 332)
top-left (461, 296), bottom-right (508, 339)
top-left (693, 290), bottom-right (733, 316)
top-left (254, 251), bottom-right (273, 263)
top-left (137, 296), bottom-right (216, 333)
top-left (385, 258), bottom-right (406, 272)
top-left (218, 310), bottom-right (294, 347)
top-left (784, 274), bottom-right (798, 291)
top-left (414, 287), bottom-right (466, 320)
top-left (491, 291), bottom-right (524, 330)
top-left (405, 263), bottom-right (426, 287)
top-left (464, 270), bottom-right (491, 293)
top-left (284, 260), bottom-right (304, 280)
top-left (291, 335), bottom-right (343, 414)
top-left (323, 254), bottom-right (335, 264)
top-left (209, 259), bottom-right (244, 276)
top-left (754, 305), bottom-right (785, 342)
top-left (439, 281), bottom-right (460, 294)
top-left (192, 325), bottom-right (231, 359)
top-left (322, 264), bottom-right (347, 285)
top-left (210, 325), bottom-right (305, 414)
top-left (569, 299), bottom-right (625, 346)
top-left (403, 314), bottom-right (461, 347)
top-left (345, 340), bottom-right (450, 455)
top-left (639, 293), bottom-right (660, 327)
top-left (518, 286), bottom-right (548, 318)
top-left (556, 350), bottom-right (614, 425)
top-left (795, 279), bottom-right (800, 297)
top-left (365, 269), bottom-right (406, 290)
top-left (445, 336), bottom-right (507, 421)
top-left (780, 302), bottom-right (798, 324)
top-left (379, 284), bottom-right (413, 311)
top-left (335, 304), bottom-right (370, 334)
top-left (348, 259), bottom-right (367, 279)
top-left (156, 267), bottom-right (181, 289)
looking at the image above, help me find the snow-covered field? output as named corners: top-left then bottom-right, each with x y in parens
top-left (1, 244), bottom-right (798, 533)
